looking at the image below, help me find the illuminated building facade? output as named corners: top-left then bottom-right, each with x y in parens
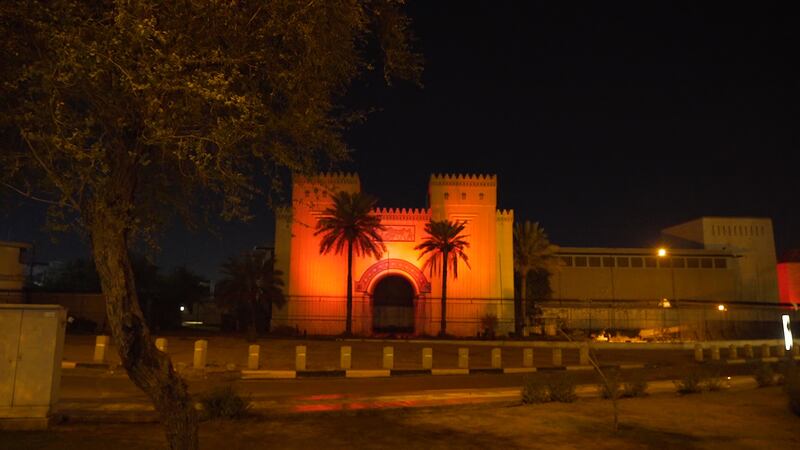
top-left (273, 173), bottom-right (515, 336)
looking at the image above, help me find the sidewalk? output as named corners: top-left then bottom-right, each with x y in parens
top-left (55, 375), bottom-right (760, 423)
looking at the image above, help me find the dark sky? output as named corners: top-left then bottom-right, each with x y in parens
top-left (3, 1), bottom-right (798, 280)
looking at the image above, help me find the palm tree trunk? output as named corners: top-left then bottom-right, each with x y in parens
top-left (346, 240), bottom-right (354, 335)
top-left (518, 270), bottom-right (528, 336)
top-left (440, 250), bottom-right (448, 336)
top-left (90, 216), bottom-right (198, 450)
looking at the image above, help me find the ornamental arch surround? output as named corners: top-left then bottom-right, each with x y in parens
top-left (355, 258), bottom-right (432, 296)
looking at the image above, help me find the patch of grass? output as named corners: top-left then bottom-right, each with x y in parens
top-left (521, 375), bottom-right (550, 404)
top-left (547, 376), bottom-right (577, 403)
top-left (197, 385), bottom-right (251, 420)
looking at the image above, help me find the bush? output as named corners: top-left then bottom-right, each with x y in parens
top-left (753, 363), bottom-right (776, 387)
top-left (674, 367), bottom-right (705, 394)
top-left (521, 376), bottom-right (550, 404)
top-left (622, 375), bottom-right (649, 398)
top-left (597, 369), bottom-right (621, 400)
top-left (480, 313), bottom-right (498, 339)
top-left (198, 385), bottom-right (251, 420)
top-left (547, 377), bottom-right (577, 403)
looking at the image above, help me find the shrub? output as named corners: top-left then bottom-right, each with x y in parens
top-left (622, 374), bottom-right (649, 398)
top-left (597, 369), bottom-right (621, 400)
top-left (521, 376), bottom-right (550, 404)
top-left (198, 385), bottom-right (251, 420)
top-left (547, 376), bottom-right (577, 403)
top-left (480, 313), bottom-right (498, 339)
top-left (674, 366), bottom-right (705, 394)
top-left (753, 363), bottom-right (776, 387)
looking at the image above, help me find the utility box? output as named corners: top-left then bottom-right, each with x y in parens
top-left (0, 304), bottom-right (66, 429)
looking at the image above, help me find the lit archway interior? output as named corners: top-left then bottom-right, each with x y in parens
top-left (372, 275), bottom-right (415, 333)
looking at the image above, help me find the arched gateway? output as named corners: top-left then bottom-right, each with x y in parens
top-left (356, 258), bottom-right (431, 333)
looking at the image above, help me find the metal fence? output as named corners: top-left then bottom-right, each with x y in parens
top-left (540, 298), bottom-right (799, 340)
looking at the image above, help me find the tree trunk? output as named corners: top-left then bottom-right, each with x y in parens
top-left (517, 269), bottom-right (528, 336)
top-left (90, 218), bottom-right (198, 450)
top-left (440, 250), bottom-right (448, 336)
top-left (345, 241), bottom-right (354, 335)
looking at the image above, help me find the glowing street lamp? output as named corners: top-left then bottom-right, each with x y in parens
top-left (782, 315), bottom-right (793, 351)
top-left (717, 304), bottom-right (727, 312)
top-left (657, 247), bottom-right (667, 258)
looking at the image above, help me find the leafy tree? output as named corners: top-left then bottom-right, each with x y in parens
top-left (215, 250), bottom-right (285, 340)
top-left (0, 2), bottom-right (419, 448)
top-left (513, 221), bottom-right (559, 335)
top-left (415, 220), bottom-right (470, 336)
top-left (315, 191), bottom-right (386, 335)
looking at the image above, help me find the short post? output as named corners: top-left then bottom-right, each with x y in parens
top-left (728, 344), bottom-right (738, 360)
top-left (155, 337), bottom-right (168, 353)
top-left (340, 346), bottom-right (352, 370)
top-left (295, 345), bottom-right (307, 371)
top-left (491, 348), bottom-right (502, 369)
top-left (579, 343), bottom-right (590, 366)
top-left (247, 344), bottom-right (260, 370)
top-left (694, 343), bottom-right (704, 362)
top-left (743, 344), bottom-right (754, 359)
top-left (775, 345), bottom-right (785, 358)
top-left (710, 345), bottom-right (720, 361)
top-left (422, 347), bottom-right (433, 370)
top-left (383, 346), bottom-right (394, 370)
top-left (760, 343), bottom-right (771, 359)
top-left (793, 343), bottom-right (800, 357)
top-left (193, 340), bottom-right (208, 369)
top-left (523, 348), bottom-right (534, 368)
top-left (93, 335), bottom-right (109, 363)
top-left (458, 348), bottom-right (469, 369)
top-left (552, 347), bottom-right (562, 366)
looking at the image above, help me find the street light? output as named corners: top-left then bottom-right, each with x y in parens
top-left (717, 304), bottom-right (727, 312)
top-left (657, 247), bottom-right (667, 258)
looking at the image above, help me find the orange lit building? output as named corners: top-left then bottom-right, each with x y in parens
top-left (273, 173), bottom-right (515, 336)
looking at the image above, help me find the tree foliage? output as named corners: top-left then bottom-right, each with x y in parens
top-left (215, 250), bottom-right (285, 339)
top-left (513, 221), bottom-right (558, 335)
top-left (0, 2), bottom-right (420, 448)
top-left (315, 190), bottom-right (385, 334)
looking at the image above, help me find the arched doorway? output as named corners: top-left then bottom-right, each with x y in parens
top-left (372, 275), bottom-right (415, 333)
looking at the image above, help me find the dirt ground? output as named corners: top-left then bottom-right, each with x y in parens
top-left (3, 386), bottom-right (798, 449)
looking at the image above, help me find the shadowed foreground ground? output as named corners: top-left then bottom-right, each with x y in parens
top-left (2, 387), bottom-right (797, 449)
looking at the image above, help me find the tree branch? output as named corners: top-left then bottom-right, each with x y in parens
top-left (1, 181), bottom-right (71, 208)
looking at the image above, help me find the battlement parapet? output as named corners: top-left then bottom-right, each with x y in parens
top-left (429, 173), bottom-right (497, 187)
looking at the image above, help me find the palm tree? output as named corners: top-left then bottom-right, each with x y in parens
top-left (513, 221), bottom-right (559, 336)
top-left (215, 250), bottom-right (286, 340)
top-left (416, 219), bottom-right (470, 336)
top-left (315, 191), bottom-right (386, 335)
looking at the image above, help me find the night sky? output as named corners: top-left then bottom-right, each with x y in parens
top-left (2, 2), bottom-right (798, 280)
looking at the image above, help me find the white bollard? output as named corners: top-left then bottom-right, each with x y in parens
top-left (710, 346), bottom-right (720, 361)
top-left (491, 348), bottom-right (502, 369)
top-left (761, 344), bottom-right (771, 359)
top-left (94, 335), bottom-right (109, 363)
top-left (728, 345), bottom-right (738, 360)
top-left (295, 345), bottom-right (307, 371)
top-left (247, 344), bottom-right (260, 370)
top-left (552, 348), bottom-right (562, 367)
top-left (340, 346), bottom-right (352, 370)
top-left (775, 345), bottom-right (785, 358)
top-left (579, 344), bottom-right (590, 366)
top-left (422, 347), bottom-right (433, 370)
top-left (694, 343), bottom-right (704, 362)
top-left (523, 348), bottom-right (534, 368)
top-left (743, 344), bottom-right (754, 359)
top-left (458, 348), bottom-right (469, 369)
top-left (383, 346), bottom-right (394, 370)
top-left (193, 340), bottom-right (208, 369)
top-left (793, 344), bottom-right (800, 357)
top-left (155, 337), bottom-right (168, 353)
